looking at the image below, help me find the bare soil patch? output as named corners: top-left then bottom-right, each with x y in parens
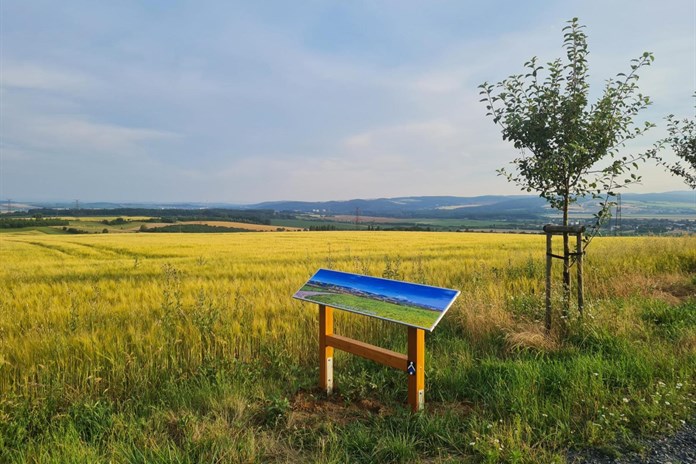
top-left (289, 389), bottom-right (391, 428)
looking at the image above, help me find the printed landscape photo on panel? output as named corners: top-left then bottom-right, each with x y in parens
top-left (293, 269), bottom-right (460, 331)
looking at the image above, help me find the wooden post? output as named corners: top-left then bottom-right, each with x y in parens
top-left (543, 224), bottom-right (586, 333)
top-left (576, 232), bottom-right (584, 317)
top-left (562, 231), bottom-right (570, 325)
top-left (407, 327), bottom-right (425, 412)
top-left (545, 232), bottom-right (552, 333)
top-left (319, 305), bottom-right (334, 395)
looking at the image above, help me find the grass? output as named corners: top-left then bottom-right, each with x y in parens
top-left (301, 292), bottom-right (441, 330)
top-left (0, 230), bottom-right (694, 462)
top-left (143, 224), bottom-right (250, 233)
top-left (272, 218), bottom-right (363, 230)
top-left (272, 216), bottom-right (540, 231)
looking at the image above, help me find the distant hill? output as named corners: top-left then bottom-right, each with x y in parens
top-left (250, 192), bottom-right (694, 219)
top-left (14, 201), bottom-right (244, 210)
top-left (8, 191), bottom-right (694, 220)
top-left (252, 195), bottom-right (545, 218)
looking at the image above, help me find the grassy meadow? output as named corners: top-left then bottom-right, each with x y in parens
top-left (298, 292), bottom-right (442, 330)
top-left (0, 230), bottom-right (694, 463)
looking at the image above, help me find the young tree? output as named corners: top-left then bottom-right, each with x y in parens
top-left (479, 18), bottom-right (655, 328)
top-left (657, 98), bottom-right (696, 189)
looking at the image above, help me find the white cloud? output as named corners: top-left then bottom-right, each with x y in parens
top-left (1, 62), bottom-right (95, 92)
top-left (3, 112), bottom-right (177, 160)
top-left (34, 117), bottom-right (177, 154)
top-left (342, 120), bottom-right (459, 151)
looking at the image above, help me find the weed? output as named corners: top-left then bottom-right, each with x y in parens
top-left (259, 395), bottom-right (290, 428)
top-left (413, 253), bottom-right (426, 284)
top-left (382, 254), bottom-right (402, 280)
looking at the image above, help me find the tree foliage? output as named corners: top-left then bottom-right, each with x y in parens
top-left (657, 97), bottom-right (696, 189)
top-left (479, 18), bottom-right (655, 236)
top-left (0, 217), bottom-right (69, 229)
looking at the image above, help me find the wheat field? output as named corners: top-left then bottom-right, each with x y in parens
top-left (1, 231), bottom-right (694, 462)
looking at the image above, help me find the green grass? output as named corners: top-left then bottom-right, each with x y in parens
top-left (273, 216), bottom-right (540, 231)
top-left (272, 218), bottom-right (363, 230)
top-left (302, 292), bottom-right (441, 329)
top-left (0, 226), bottom-right (67, 234)
top-left (144, 224), bottom-right (249, 233)
top-left (412, 218), bottom-right (533, 228)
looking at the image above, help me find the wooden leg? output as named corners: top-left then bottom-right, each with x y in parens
top-left (545, 233), bottom-right (552, 333)
top-left (319, 305), bottom-right (334, 395)
top-left (576, 232), bottom-right (584, 317)
top-left (407, 327), bottom-right (425, 412)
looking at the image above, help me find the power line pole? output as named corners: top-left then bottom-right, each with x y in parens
top-left (614, 193), bottom-right (622, 236)
top-left (355, 207), bottom-right (360, 227)
top-left (6, 199), bottom-right (11, 214)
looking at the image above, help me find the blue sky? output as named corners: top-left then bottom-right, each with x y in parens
top-left (305, 269), bottom-right (459, 312)
top-left (1, 1), bottom-right (694, 203)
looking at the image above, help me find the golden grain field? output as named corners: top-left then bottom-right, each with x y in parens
top-left (1, 230), bottom-right (695, 462)
top-left (1, 231), bottom-right (693, 399)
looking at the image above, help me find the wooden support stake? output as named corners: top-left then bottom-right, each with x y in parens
top-left (545, 232), bottom-right (552, 333)
top-left (319, 305), bottom-right (334, 394)
top-left (576, 232), bottom-right (584, 316)
top-left (407, 327), bottom-right (425, 412)
top-left (543, 225), bottom-right (585, 331)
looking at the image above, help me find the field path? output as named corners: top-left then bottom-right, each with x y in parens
top-left (294, 291), bottom-right (332, 299)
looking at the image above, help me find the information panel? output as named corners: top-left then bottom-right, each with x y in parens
top-left (293, 269), bottom-right (460, 332)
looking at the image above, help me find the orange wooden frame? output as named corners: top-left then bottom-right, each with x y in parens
top-left (318, 304), bottom-right (425, 412)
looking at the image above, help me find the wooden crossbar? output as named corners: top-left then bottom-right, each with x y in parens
top-left (543, 224), bottom-right (586, 234)
top-left (325, 333), bottom-right (408, 372)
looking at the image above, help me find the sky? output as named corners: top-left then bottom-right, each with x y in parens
top-left (1, 1), bottom-right (694, 204)
top-left (305, 269), bottom-right (459, 312)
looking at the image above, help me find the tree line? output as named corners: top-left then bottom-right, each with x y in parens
top-left (8, 208), bottom-right (293, 226)
top-left (0, 217), bottom-right (69, 228)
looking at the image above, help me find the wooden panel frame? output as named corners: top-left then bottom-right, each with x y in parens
top-left (319, 304), bottom-right (426, 412)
